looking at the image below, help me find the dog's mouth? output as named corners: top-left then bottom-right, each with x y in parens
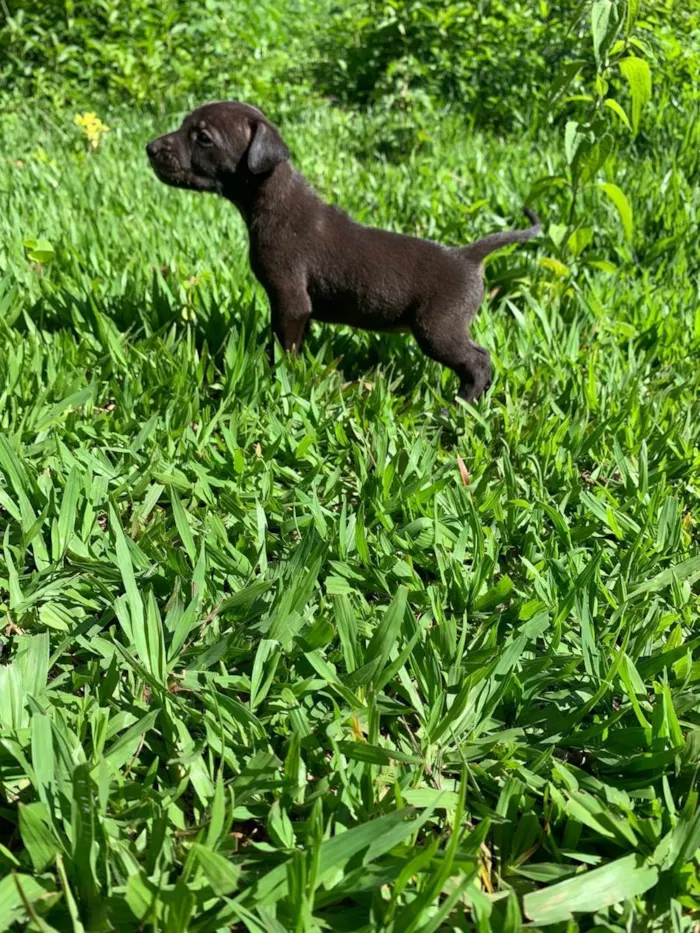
top-left (152, 166), bottom-right (195, 189)
top-left (148, 153), bottom-right (188, 186)
top-left (148, 154), bottom-right (219, 193)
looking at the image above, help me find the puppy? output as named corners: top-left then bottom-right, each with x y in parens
top-left (147, 102), bottom-right (540, 402)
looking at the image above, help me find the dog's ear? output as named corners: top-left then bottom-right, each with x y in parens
top-left (247, 120), bottom-right (289, 175)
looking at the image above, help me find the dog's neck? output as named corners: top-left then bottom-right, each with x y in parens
top-left (223, 162), bottom-right (297, 227)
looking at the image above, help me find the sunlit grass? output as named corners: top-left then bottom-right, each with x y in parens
top-left (0, 94), bottom-right (698, 931)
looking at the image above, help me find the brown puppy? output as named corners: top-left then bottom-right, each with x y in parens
top-left (147, 102), bottom-right (540, 403)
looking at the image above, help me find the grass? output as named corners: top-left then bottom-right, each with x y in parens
top-left (0, 91), bottom-right (699, 931)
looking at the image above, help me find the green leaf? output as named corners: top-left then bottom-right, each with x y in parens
top-left (334, 594), bottom-right (359, 672)
top-left (112, 506), bottom-right (164, 682)
top-left (567, 225), bottom-right (594, 257)
top-left (473, 575), bottom-right (513, 611)
top-left (625, 0), bottom-right (641, 37)
top-left (660, 793), bottom-right (700, 870)
top-left (619, 56), bottom-right (652, 134)
top-left (125, 871), bottom-right (157, 923)
top-left (598, 182), bottom-right (634, 241)
top-left (101, 709), bottom-right (160, 771)
top-left (192, 843), bottom-right (241, 896)
top-left (171, 487), bottom-right (197, 563)
top-left (23, 237), bottom-right (55, 264)
top-left (204, 771), bottom-right (227, 850)
top-left (267, 800), bottom-right (295, 849)
top-left (630, 554), bottom-right (700, 597)
top-left (111, 505), bottom-right (144, 644)
top-left (337, 742), bottom-right (422, 765)
top-left (249, 639), bottom-right (280, 710)
top-left (15, 633), bottom-right (50, 702)
top-left (0, 665), bottom-right (24, 732)
top-left (252, 808), bottom-right (424, 905)
top-left (564, 121), bottom-right (582, 165)
top-left (585, 258), bottom-right (617, 273)
top-left (71, 763), bottom-right (96, 879)
top-left (0, 874), bottom-right (50, 933)
top-left (528, 175), bottom-right (569, 201)
top-left (549, 61), bottom-right (583, 102)
top-left (55, 854), bottom-right (85, 933)
top-left (573, 132), bottom-right (613, 185)
top-left (402, 788), bottom-right (460, 810)
top-left (34, 387), bottom-right (94, 432)
top-left (591, 0), bottom-right (613, 63)
top-left (144, 589), bottom-right (167, 684)
top-left (346, 586), bottom-right (408, 688)
top-left (18, 803), bottom-right (59, 872)
top-left (604, 97), bottom-right (632, 131)
top-left (31, 714), bottom-right (55, 809)
top-left (524, 854), bottom-right (658, 924)
top-left (56, 465), bottom-right (81, 558)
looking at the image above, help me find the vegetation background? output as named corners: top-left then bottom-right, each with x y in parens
top-left (0, 0), bottom-right (699, 930)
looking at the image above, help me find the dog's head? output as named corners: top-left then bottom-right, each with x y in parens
top-left (146, 102), bottom-right (289, 195)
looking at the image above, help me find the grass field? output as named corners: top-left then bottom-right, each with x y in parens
top-left (1, 35), bottom-right (700, 933)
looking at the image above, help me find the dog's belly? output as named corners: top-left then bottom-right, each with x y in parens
top-left (309, 294), bottom-right (412, 333)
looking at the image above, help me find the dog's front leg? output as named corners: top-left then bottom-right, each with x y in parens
top-left (267, 286), bottom-right (312, 366)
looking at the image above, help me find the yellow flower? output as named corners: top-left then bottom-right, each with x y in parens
top-left (74, 112), bottom-right (110, 150)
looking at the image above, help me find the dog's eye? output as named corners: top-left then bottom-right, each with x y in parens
top-left (196, 129), bottom-right (213, 147)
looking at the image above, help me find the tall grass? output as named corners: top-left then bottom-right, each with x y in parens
top-left (0, 2), bottom-right (699, 930)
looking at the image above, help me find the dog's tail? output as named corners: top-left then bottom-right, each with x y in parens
top-left (460, 208), bottom-right (541, 263)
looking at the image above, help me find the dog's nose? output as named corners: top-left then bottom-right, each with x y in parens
top-left (146, 140), bottom-right (159, 159)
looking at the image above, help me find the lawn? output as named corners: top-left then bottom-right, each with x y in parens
top-left (0, 3), bottom-right (699, 930)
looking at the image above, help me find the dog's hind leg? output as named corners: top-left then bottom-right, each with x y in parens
top-left (413, 308), bottom-right (492, 404)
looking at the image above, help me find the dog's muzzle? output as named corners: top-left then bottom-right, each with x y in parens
top-left (146, 140), bottom-right (183, 182)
